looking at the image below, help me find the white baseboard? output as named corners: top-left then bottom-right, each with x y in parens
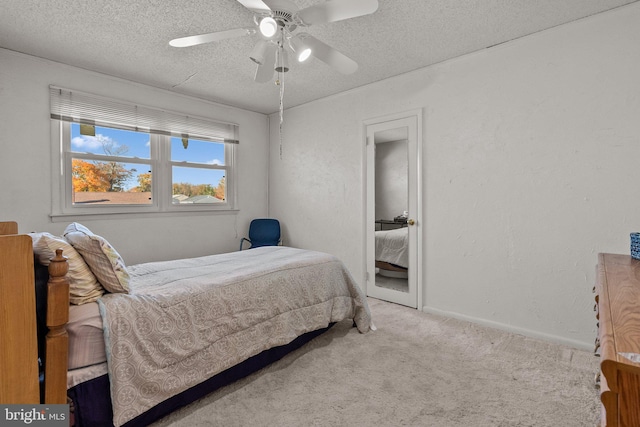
top-left (421, 305), bottom-right (593, 351)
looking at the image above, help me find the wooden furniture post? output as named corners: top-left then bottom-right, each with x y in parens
top-left (45, 248), bottom-right (70, 404)
top-left (0, 221), bottom-right (18, 236)
top-left (0, 234), bottom-right (40, 403)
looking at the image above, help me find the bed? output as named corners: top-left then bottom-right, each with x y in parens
top-left (375, 227), bottom-right (408, 277)
top-left (0, 221), bottom-right (372, 426)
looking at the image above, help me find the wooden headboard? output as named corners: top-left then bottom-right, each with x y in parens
top-left (0, 221), bottom-right (69, 404)
top-left (0, 221), bottom-right (18, 235)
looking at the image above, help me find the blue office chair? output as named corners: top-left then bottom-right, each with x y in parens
top-left (239, 218), bottom-right (281, 250)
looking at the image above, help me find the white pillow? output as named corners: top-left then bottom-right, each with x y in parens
top-left (29, 232), bottom-right (104, 305)
top-left (63, 223), bottom-right (130, 294)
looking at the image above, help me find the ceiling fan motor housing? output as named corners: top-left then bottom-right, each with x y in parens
top-left (273, 9), bottom-right (293, 25)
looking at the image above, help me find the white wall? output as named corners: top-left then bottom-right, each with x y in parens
top-left (0, 49), bottom-right (269, 265)
top-left (269, 3), bottom-right (640, 348)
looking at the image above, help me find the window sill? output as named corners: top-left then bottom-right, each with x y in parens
top-left (49, 208), bottom-right (239, 223)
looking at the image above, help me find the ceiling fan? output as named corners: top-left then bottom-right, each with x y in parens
top-left (169, 0), bottom-right (379, 83)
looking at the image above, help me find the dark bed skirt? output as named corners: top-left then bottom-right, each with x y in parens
top-left (68, 324), bottom-right (335, 427)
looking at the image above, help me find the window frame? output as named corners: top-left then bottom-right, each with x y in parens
top-left (50, 88), bottom-right (238, 219)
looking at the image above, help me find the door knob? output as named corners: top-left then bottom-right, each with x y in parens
top-left (407, 219), bottom-right (415, 226)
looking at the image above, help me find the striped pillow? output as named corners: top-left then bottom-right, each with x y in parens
top-left (64, 223), bottom-right (130, 294)
top-left (29, 232), bottom-right (104, 305)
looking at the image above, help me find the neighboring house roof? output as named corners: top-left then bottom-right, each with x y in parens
top-left (181, 195), bottom-right (223, 204)
top-left (73, 192), bottom-right (223, 205)
top-left (73, 192), bottom-right (151, 205)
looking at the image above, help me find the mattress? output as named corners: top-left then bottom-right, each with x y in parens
top-left (68, 362), bottom-right (108, 389)
top-left (68, 302), bottom-right (106, 370)
top-left (375, 227), bottom-right (409, 268)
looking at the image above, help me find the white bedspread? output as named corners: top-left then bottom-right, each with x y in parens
top-left (98, 246), bottom-right (372, 426)
top-left (375, 227), bottom-right (409, 268)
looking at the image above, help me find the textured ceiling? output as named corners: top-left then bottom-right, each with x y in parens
top-left (0, 0), bottom-right (637, 114)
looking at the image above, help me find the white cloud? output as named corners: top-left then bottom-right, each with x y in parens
top-left (207, 159), bottom-right (223, 165)
top-left (71, 133), bottom-right (119, 151)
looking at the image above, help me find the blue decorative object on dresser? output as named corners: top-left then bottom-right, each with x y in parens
top-left (631, 232), bottom-right (640, 259)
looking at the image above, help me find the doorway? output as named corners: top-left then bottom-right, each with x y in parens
top-left (364, 111), bottom-right (422, 308)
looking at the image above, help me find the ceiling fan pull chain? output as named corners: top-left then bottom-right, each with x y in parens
top-left (279, 55), bottom-right (285, 160)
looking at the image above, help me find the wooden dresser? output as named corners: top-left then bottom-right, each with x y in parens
top-left (596, 253), bottom-right (640, 426)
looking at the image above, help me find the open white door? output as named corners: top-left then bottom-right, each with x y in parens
top-left (364, 111), bottom-right (421, 308)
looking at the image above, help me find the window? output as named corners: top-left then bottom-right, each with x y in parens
top-left (170, 136), bottom-right (228, 205)
top-left (50, 86), bottom-right (238, 217)
top-left (69, 124), bottom-right (153, 206)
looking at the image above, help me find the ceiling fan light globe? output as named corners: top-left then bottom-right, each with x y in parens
top-left (289, 35), bottom-right (311, 62)
top-left (297, 48), bottom-right (311, 62)
top-left (259, 17), bottom-right (278, 38)
top-left (250, 40), bottom-right (269, 64)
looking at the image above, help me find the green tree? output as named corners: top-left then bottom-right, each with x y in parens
top-left (172, 177), bottom-right (225, 200)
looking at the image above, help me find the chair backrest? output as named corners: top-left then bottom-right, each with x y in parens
top-left (248, 218), bottom-right (281, 248)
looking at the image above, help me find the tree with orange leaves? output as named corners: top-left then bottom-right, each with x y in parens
top-left (72, 159), bottom-right (110, 192)
top-left (135, 172), bottom-right (152, 192)
top-left (213, 176), bottom-right (225, 200)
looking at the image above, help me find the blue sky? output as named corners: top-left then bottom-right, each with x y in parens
top-left (70, 124), bottom-right (225, 190)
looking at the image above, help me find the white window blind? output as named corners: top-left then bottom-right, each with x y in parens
top-left (49, 85), bottom-right (239, 144)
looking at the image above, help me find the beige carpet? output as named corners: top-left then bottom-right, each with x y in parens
top-left (151, 298), bottom-right (600, 427)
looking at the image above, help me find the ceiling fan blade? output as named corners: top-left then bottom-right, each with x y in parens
top-left (296, 0), bottom-right (378, 26)
top-left (254, 43), bottom-right (277, 82)
top-left (169, 28), bottom-right (254, 47)
top-left (299, 34), bottom-right (358, 75)
top-left (261, 0), bottom-right (298, 12)
top-left (235, 0), bottom-right (271, 12)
